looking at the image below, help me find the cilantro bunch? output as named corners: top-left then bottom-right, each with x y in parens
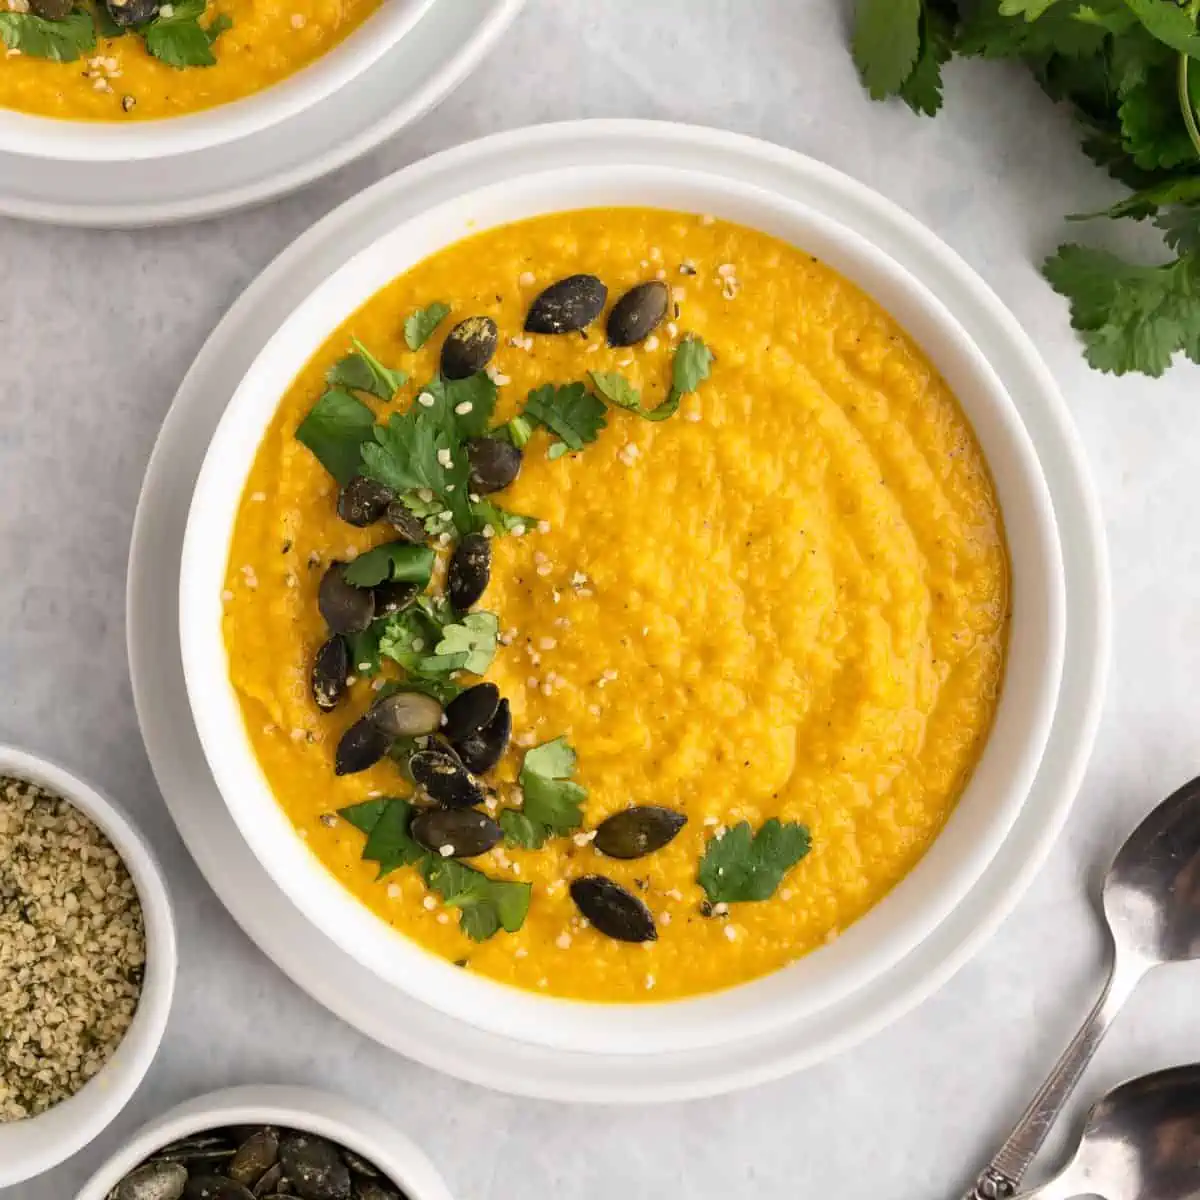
top-left (852, 0), bottom-right (1200, 376)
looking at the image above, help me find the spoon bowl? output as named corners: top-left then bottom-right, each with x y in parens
top-left (1104, 776), bottom-right (1200, 968)
top-left (1018, 1065), bottom-right (1200, 1200)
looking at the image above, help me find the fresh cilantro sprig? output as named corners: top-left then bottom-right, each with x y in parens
top-left (295, 390), bottom-right (377, 486)
top-left (521, 383), bottom-right (608, 456)
top-left (499, 737), bottom-right (587, 849)
top-left (378, 598), bottom-right (499, 679)
top-left (0, 8), bottom-right (95, 61)
top-left (341, 542), bottom-right (434, 589)
top-left (404, 302), bottom-right (452, 351)
top-left (143, 0), bottom-right (231, 68)
top-left (328, 340), bottom-right (408, 400)
top-left (589, 335), bottom-right (713, 423)
top-left (849, 0), bottom-right (1200, 376)
top-left (697, 819), bottom-right (812, 904)
top-left (339, 797), bottom-right (530, 941)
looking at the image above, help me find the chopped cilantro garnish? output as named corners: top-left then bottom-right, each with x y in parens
top-left (522, 383), bottom-right (608, 452)
top-left (143, 0), bottom-right (230, 68)
top-left (501, 736), bottom-right (586, 849)
top-left (404, 302), bottom-right (452, 351)
top-left (339, 797), bottom-right (530, 941)
top-left (341, 543), bottom-right (435, 589)
top-left (295, 389), bottom-right (376, 486)
top-left (588, 370), bottom-right (643, 411)
top-left (346, 625), bottom-right (382, 677)
top-left (697, 819), bottom-right (811, 904)
top-left (589, 335), bottom-right (711, 424)
top-left (421, 612), bottom-right (499, 676)
top-left (0, 8), bottom-right (95, 61)
top-left (327, 341), bottom-right (408, 400)
top-left (378, 601), bottom-right (498, 678)
top-left (418, 371), bottom-right (498, 439)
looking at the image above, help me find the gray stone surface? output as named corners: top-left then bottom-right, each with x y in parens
top-left (3, 1), bottom-right (1200, 1197)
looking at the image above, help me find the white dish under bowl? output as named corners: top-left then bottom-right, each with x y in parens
top-left (179, 164), bottom-right (1066, 1060)
top-left (0, 745), bottom-right (177, 1190)
top-left (0, 0), bottom-right (433, 162)
top-left (76, 1084), bottom-right (454, 1200)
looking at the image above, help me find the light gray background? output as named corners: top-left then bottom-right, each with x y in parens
top-left (3, 1), bottom-right (1198, 1196)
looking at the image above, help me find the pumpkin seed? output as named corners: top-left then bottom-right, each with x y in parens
top-left (182, 1179), bottom-right (254, 1200)
top-left (104, 0), bottom-right (159, 25)
top-left (318, 562), bottom-right (375, 635)
top-left (440, 316), bottom-right (498, 381)
top-left (334, 717), bottom-right (391, 776)
top-left (384, 501), bottom-right (427, 544)
top-left (310, 637), bottom-right (349, 712)
top-left (368, 690), bottom-right (443, 738)
top-left (337, 476), bottom-right (394, 527)
top-left (409, 749), bottom-right (485, 809)
top-left (447, 533), bottom-right (490, 611)
top-left (606, 281), bottom-right (669, 347)
top-left (569, 876), bottom-right (658, 943)
top-left (411, 808), bottom-right (502, 858)
top-left (116, 1163), bottom-right (189, 1200)
top-left (593, 806), bottom-right (687, 859)
top-left (465, 437), bottom-right (522, 494)
top-left (278, 1133), bottom-right (351, 1200)
top-left (441, 682), bottom-right (500, 742)
top-left (453, 698), bottom-right (511, 775)
top-left (525, 274), bottom-right (608, 334)
top-left (372, 579), bottom-right (419, 618)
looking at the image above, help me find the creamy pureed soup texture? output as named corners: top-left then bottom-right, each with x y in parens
top-left (223, 209), bottom-right (1010, 1002)
top-left (0, 0), bottom-right (379, 121)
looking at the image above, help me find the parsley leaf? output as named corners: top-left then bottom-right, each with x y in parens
top-left (0, 9), bottom-right (95, 61)
top-left (295, 389), bottom-right (377, 486)
top-left (852, 0), bottom-right (924, 99)
top-left (341, 542), bottom-right (434, 589)
top-left (421, 857), bottom-right (532, 942)
top-left (522, 383), bottom-right (608, 451)
top-left (900, 2), bottom-right (955, 116)
top-left (361, 408), bottom-right (470, 527)
top-left (404, 302), bottom-right (452, 351)
top-left (697, 819), bottom-right (812, 904)
top-left (502, 737), bottom-right (586, 849)
top-left (327, 343), bottom-right (408, 400)
top-left (143, 0), bottom-right (230, 68)
top-left (1043, 243), bottom-right (1200, 376)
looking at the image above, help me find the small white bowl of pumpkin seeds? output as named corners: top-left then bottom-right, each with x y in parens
top-left (0, 744), bottom-right (177, 1189)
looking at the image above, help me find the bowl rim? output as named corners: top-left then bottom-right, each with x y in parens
top-left (74, 1084), bottom-right (455, 1200)
top-left (0, 744), bottom-right (177, 1189)
top-left (0, 0), bottom-right (435, 163)
top-left (178, 162), bottom-right (1066, 1058)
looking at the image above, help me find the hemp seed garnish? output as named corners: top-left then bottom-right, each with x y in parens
top-left (0, 775), bottom-right (146, 1122)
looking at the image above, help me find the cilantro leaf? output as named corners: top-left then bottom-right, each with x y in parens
top-left (422, 857), bottom-right (532, 942)
top-left (339, 796), bottom-right (425, 879)
top-left (470, 498), bottom-right (535, 537)
top-left (404, 302), bottom-right (452, 351)
top-left (1122, 0), bottom-right (1200, 58)
top-left (346, 625), bottom-right (382, 677)
top-left (1157, 204), bottom-right (1200, 255)
top-left (143, 0), bottom-right (230, 68)
top-left (671, 334), bottom-right (714, 395)
top-left (522, 383), bottom-right (607, 451)
top-left (697, 819), bottom-right (812, 904)
top-left (420, 372), bottom-right (498, 439)
top-left (588, 370), bottom-right (642, 411)
top-left (999, 0), bottom-right (1058, 18)
top-left (1044, 243), bottom-right (1200, 375)
top-left (852, 0), bottom-right (923, 99)
top-left (504, 413), bottom-right (535, 448)
top-left (420, 611), bottom-right (499, 676)
top-left (378, 599), bottom-right (456, 673)
top-left (341, 543), bottom-right (434, 589)
top-left (503, 737), bottom-right (586, 849)
top-left (0, 8), bottom-right (94, 60)
top-left (341, 798), bottom-right (531, 940)
top-left (327, 343), bottom-right (408, 401)
top-left (295, 389), bottom-right (377, 486)
top-left (900, 2), bottom-right (955, 116)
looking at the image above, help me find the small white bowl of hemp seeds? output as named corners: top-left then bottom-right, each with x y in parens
top-left (0, 745), bottom-right (177, 1189)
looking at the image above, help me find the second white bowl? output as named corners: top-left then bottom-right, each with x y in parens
top-left (179, 162), bottom-right (1066, 1059)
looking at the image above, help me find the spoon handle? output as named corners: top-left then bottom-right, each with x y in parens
top-left (960, 950), bottom-right (1142, 1200)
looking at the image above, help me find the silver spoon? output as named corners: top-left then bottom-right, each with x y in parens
top-left (962, 775), bottom-right (1200, 1200)
top-left (1014, 1065), bottom-right (1200, 1200)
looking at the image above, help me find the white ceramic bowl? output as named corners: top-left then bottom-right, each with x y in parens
top-left (179, 164), bottom-right (1067, 1059)
top-left (77, 1084), bottom-right (454, 1200)
top-left (0, 745), bottom-right (177, 1190)
top-left (0, 0), bottom-right (434, 163)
